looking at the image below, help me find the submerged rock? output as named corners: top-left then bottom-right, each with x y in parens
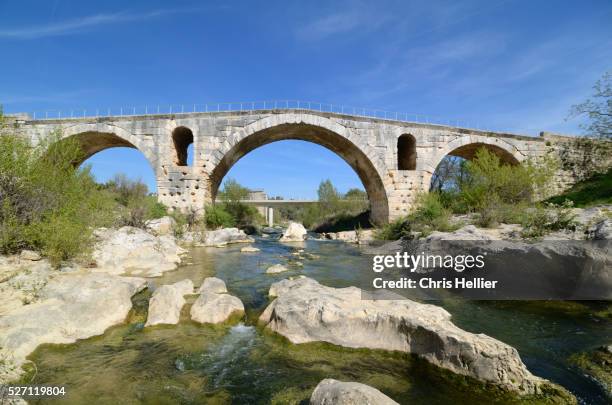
top-left (241, 246), bottom-right (260, 253)
top-left (0, 273), bottom-right (146, 383)
top-left (145, 279), bottom-right (194, 327)
top-left (190, 277), bottom-right (244, 324)
top-left (260, 277), bottom-right (545, 394)
top-left (280, 222), bottom-right (308, 242)
top-left (310, 379), bottom-right (399, 405)
top-left (266, 264), bottom-right (289, 274)
top-left (92, 227), bottom-right (185, 277)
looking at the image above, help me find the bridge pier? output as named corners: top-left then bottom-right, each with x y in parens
top-left (267, 207), bottom-right (274, 227)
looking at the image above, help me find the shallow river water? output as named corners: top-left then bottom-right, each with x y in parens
top-left (24, 238), bottom-right (611, 404)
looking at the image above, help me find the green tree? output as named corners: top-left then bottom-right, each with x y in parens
top-left (0, 125), bottom-right (116, 265)
top-left (215, 178), bottom-right (261, 229)
top-left (317, 179), bottom-right (340, 215)
top-left (344, 188), bottom-right (367, 200)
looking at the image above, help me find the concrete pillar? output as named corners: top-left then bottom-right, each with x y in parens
top-left (267, 207), bottom-right (274, 227)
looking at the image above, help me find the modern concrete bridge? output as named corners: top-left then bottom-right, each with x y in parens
top-left (7, 108), bottom-right (611, 224)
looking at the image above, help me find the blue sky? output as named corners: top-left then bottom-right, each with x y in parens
top-left (1, 0), bottom-right (610, 197)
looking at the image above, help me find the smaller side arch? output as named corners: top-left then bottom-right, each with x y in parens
top-left (427, 135), bottom-right (524, 174)
top-left (397, 134), bottom-right (417, 170)
top-left (172, 126), bottom-right (194, 166)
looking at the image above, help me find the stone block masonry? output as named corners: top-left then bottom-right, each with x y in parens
top-left (9, 109), bottom-right (611, 224)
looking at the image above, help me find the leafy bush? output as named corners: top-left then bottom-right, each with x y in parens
top-left (100, 174), bottom-right (166, 228)
top-left (0, 129), bottom-right (115, 265)
top-left (453, 148), bottom-right (558, 227)
top-left (205, 204), bottom-right (235, 229)
top-left (520, 200), bottom-right (577, 239)
top-left (376, 192), bottom-right (455, 240)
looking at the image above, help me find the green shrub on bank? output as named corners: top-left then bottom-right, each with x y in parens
top-left (457, 149), bottom-right (557, 227)
top-left (205, 204), bottom-right (235, 229)
top-left (0, 131), bottom-right (116, 265)
top-left (520, 200), bottom-right (577, 239)
top-left (100, 174), bottom-right (167, 228)
top-left (376, 192), bottom-right (455, 240)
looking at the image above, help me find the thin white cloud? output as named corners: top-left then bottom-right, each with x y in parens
top-left (295, 2), bottom-right (390, 40)
top-left (0, 7), bottom-right (202, 39)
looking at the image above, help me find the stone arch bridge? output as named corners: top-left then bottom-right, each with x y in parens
top-left (8, 109), bottom-right (609, 224)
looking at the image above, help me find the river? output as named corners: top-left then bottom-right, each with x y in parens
top-left (24, 237), bottom-right (611, 404)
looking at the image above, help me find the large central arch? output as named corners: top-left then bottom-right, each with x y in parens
top-left (209, 116), bottom-right (389, 224)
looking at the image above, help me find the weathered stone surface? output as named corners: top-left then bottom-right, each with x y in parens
top-left (266, 264), bottom-right (289, 274)
top-left (190, 278), bottom-right (244, 324)
top-left (592, 219), bottom-right (612, 240)
top-left (310, 379), bottom-right (399, 405)
top-left (145, 279), bottom-right (194, 327)
top-left (280, 222), bottom-right (308, 242)
top-left (323, 229), bottom-right (375, 244)
top-left (241, 246), bottom-right (260, 253)
top-left (260, 277), bottom-right (544, 393)
top-left (185, 228), bottom-right (253, 247)
top-left (197, 277), bottom-right (227, 294)
top-left (145, 216), bottom-right (176, 236)
top-left (16, 111), bottom-right (612, 225)
top-left (92, 227), bottom-right (185, 277)
top-left (19, 250), bottom-right (41, 261)
top-left (426, 225), bottom-right (494, 241)
top-left (0, 273), bottom-right (146, 383)
top-left (0, 257), bottom-right (53, 315)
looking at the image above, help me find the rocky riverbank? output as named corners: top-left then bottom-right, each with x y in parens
top-left (0, 217), bottom-right (604, 402)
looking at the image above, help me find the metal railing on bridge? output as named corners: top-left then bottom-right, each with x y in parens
top-left (22, 100), bottom-right (484, 130)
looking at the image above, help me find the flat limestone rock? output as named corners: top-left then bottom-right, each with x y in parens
top-left (0, 273), bottom-right (146, 383)
top-left (197, 228), bottom-right (254, 247)
top-left (145, 279), bottom-right (194, 327)
top-left (260, 277), bottom-right (545, 394)
top-left (190, 277), bottom-right (244, 324)
top-left (241, 246), bottom-right (261, 253)
top-left (310, 379), bottom-right (399, 405)
top-left (92, 227), bottom-right (185, 277)
top-left (198, 277), bottom-right (228, 294)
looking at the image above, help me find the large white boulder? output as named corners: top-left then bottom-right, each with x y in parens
top-left (310, 379), bottom-right (399, 405)
top-left (197, 277), bottom-right (228, 294)
top-left (145, 279), bottom-right (194, 327)
top-left (92, 227), bottom-right (186, 277)
top-left (280, 222), bottom-right (308, 242)
top-left (189, 228), bottom-right (254, 247)
top-left (0, 273), bottom-right (146, 383)
top-left (190, 277), bottom-right (244, 324)
top-left (260, 277), bottom-right (544, 394)
top-left (145, 216), bottom-right (176, 236)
